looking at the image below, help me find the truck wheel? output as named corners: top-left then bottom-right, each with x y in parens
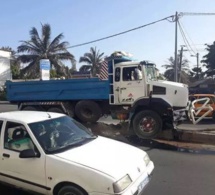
top-left (58, 185), bottom-right (85, 195)
top-left (48, 107), bottom-right (64, 113)
top-left (75, 100), bottom-right (102, 123)
top-left (133, 110), bottom-right (162, 139)
top-left (22, 106), bottom-right (37, 111)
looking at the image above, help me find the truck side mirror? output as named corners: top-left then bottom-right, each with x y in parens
top-left (19, 149), bottom-right (39, 158)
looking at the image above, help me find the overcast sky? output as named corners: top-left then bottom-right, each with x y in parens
top-left (1, 0), bottom-right (215, 72)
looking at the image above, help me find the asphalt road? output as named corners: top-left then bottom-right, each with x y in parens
top-left (0, 103), bottom-right (215, 195)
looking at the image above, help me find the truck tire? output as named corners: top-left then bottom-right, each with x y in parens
top-left (75, 100), bottom-right (102, 123)
top-left (133, 110), bottom-right (162, 139)
top-left (48, 107), bottom-right (64, 114)
top-left (58, 185), bottom-right (85, 195)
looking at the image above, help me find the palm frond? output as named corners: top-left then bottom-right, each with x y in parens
top-left (17, 41), bottom-right (41, 54)
top-left (50, 41), bottom-right (69, 53)
top-left (29, 27), bottom-right (43, 50)
top-left (51, 52), bottom-right (75, 61)
top-left (79, 56), bottom-right (92, 64)
top-left (18, 54), bottom-right (38, 63)
top-left (41, 24), bottom-right (51, 50)
top-left (49, 33), bottom-right (64, 50)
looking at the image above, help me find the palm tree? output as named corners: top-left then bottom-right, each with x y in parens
top-left (79, 47), bottom-right (104, 77)
top-left (17, 24), bottom-right (75, 78)
top-left (162, 56), bottom-right (190, 84)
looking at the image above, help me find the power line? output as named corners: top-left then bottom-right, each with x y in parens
top-left (180, 12), bottom-right (215, 16)
top-left (67, 15), bottom-right (174, 48)
top-left (179, 20), bottom-right (198, 53)
top-left (178, 20), bottom-right (196, 55)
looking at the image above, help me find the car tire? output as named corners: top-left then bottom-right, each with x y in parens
top-left (58, 185), bottom-right (86, 195)
top-left (75, 100), bottom-right (102, 123)
top-left (133, 110), bottom-right (162, 139)
top-left (48, 107), bottom-right (64, 113)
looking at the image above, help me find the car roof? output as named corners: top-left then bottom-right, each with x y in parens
top-left (0, 111), bottom-right (65, 124)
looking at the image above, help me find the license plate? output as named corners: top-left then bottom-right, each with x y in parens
top-left (138, 177), bottom-right (149, 193)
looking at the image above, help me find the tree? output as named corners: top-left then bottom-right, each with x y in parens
top-left (0, 46), bottom-right (21, 79)
top-left (201, 42), bottom-right (215, 76)
top-left (162, 56), bottom-right (190, 84)
top-left (79, 47), bottom-right (104, 77)
top-left (17, 24), bottom-right (75, 78)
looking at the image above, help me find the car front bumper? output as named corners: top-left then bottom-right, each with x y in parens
top-left (89, 161), bottom-right (154, 195)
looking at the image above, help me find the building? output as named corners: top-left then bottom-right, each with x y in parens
top-left (0, 50), bottom-right (12, 87)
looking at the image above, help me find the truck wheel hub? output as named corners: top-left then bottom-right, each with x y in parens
top-left (139, 117), bottom-right (156, 133)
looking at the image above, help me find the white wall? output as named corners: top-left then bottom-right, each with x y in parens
top-left (0, 50), bottom-right (11, 86)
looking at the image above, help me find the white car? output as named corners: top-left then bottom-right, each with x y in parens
top-left (0, 111), bottom-right (154, 195)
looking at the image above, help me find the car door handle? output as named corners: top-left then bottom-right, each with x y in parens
top-left (121, 87), bottom-right (126, 90)
top-left (3, 153), bottom-right (10, 158)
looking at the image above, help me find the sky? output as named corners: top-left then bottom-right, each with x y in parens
top-left (1, 0), bottom-right (215, 73)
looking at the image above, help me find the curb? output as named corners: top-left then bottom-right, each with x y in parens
top-left (87, 122), bottom-right (215, 152)
top-left (158, 129), bottom-right (215, 145)
top-left (0, 101), bottom-right (10, 104)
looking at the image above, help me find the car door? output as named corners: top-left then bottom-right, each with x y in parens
top-left (0, 120), bottom-right (6, 182)
top-left (0, 121), bottom-right (48, 194)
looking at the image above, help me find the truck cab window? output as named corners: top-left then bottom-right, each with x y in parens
top-left (4, 122), bottom-right (34, 152)
top-left (115, 67), bottom-right (121, 82)
top-left (123, 66), bottom-right (142, 81)
top-left (145, 65), bottom-right (156, 80)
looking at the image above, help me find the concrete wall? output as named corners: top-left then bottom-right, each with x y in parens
top-left (0, 50), bottom-right (11, 87)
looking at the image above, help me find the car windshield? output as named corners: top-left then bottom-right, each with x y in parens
top-left (28, 116), bottom-right (96, 154)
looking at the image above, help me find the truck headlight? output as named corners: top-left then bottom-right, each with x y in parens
top-left (113, 174), bottom-right (132, 193)
top-left (144, 154), bottom-right (150, 166)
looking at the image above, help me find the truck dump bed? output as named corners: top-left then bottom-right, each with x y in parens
top-left (6, 78), bottom-right (109, 102)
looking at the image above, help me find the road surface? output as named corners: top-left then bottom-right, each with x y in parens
top-left (0, 103), bottom-right (215, 195)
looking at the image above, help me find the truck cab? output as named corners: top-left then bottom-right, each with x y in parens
top-left (108, 54), bottom-right (188, 109)
top-left (107, 53), bottom-right (188, 138)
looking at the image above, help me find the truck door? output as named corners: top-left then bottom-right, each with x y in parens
top-left (114, 66), bottom-right (146, 104)
top-left (0, 121), bottom-right (48, 194)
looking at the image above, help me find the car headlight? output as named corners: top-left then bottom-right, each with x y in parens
top-left (144, 154), bottom-right (150, 166)
top-left (113, 174), bottom-right (132, 193)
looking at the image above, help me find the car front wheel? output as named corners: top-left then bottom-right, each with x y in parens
top-left (58, 185), bottom-right (86, 195)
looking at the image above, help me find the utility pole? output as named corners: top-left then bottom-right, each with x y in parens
top-left (178, 46), bottom-right (184, 82)
top-left (174, 12), bottom-right (178, 82)
top-left (191, 52), bottom-right (200, 79)
top-left (196, 52), bottom-right (199, 79)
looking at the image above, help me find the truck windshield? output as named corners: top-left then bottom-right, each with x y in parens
top-left (28, 116), bottom-right (96, 154)
top-left (145, 64), bottom-right (157, 80)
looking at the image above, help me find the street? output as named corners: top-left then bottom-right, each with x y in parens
top-left (0, 103), bottom-right (215, 195)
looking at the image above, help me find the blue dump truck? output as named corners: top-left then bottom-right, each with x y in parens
top-left (6, 52), bottom-right (189, 138)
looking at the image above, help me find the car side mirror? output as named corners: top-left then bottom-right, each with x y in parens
top-left (19, 149), bottom-right (40, 158)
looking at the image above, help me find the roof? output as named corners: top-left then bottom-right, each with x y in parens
top-left (189, 79), bottom-right (215, 87)
top-left (190, 94), bottom-right (215, 97)
top-left (0, 111), bottom-right (65, 124)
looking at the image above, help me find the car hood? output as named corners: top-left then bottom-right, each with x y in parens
top-left (54, 136), bottom-right (147, 179)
